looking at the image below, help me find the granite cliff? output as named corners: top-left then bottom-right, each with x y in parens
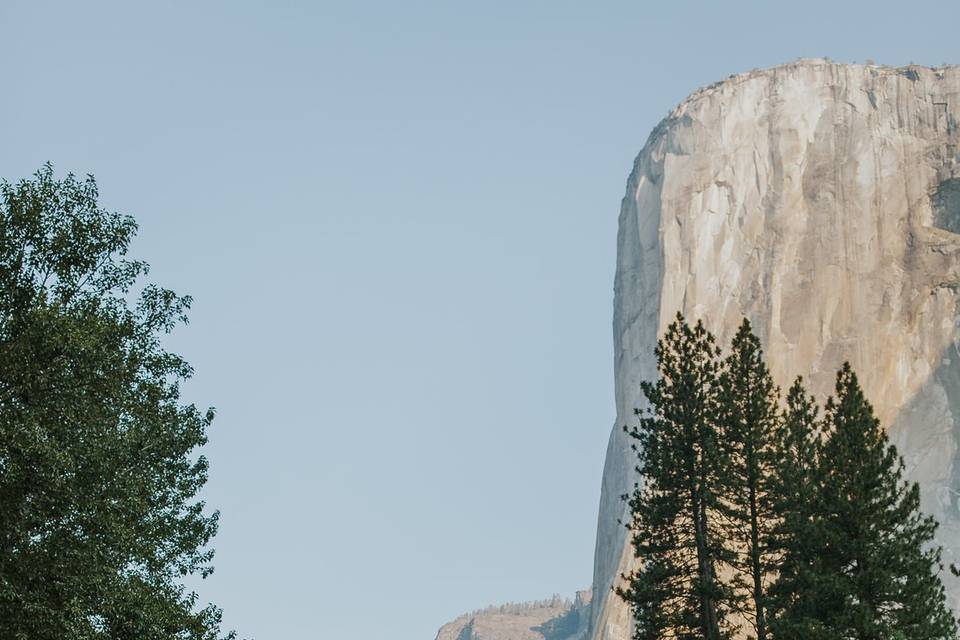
top-left (593, 58), bottom-right (960, 640)
top-left (434, 593), bottom-right (591, 640)
top-left (437, 58), bottom-right (960, 640)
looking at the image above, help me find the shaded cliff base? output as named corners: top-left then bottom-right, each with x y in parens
top-left (434, 591), bottom-right (592, 640)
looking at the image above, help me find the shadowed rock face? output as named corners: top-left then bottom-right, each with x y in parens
top-left (591, 59), bottom-right (960, 640)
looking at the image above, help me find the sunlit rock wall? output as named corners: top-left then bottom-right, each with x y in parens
top-left (435, 592), bottom-right (591, 640)
top-left (590, 59), bottom-right (960, 640)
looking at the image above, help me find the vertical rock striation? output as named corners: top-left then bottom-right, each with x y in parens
top-left (431, 59), bottom-right (960, 640)
top-left (590, 59), bottom-right (960, 640)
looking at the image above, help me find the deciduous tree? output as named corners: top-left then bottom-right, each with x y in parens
top-left (0, 165), bottom-right (234, 639)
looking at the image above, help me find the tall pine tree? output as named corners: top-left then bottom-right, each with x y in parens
top-left (619, 314), bottom-right (735, 640)
top-left (766, 378), bottom-right (835, 640)
top-left (622, 320), bottom-right (959, 640)
top-left (815, 363), bottom-right (956, 640)
top-left (717, 320), bottom-right (780, 640)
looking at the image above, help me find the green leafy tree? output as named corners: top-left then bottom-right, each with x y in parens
top-left (618, 313), bottom-right (735, 639)
top-left (814, 364), bottom-right (956, 640)
top-left (716, 320), bottom-right (780, 640)
top-left (0, 165), bottom-right (234, 639)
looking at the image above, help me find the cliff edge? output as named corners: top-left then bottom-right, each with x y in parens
top-left (592, 58), bottom-right (960, 640)
top-left (435, 58), bottom-right (960, 640)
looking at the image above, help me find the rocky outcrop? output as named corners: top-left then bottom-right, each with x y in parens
top-left (590, 59), bottom-right (960, 640)
top-left (435, 593), bottom-right (591, 640)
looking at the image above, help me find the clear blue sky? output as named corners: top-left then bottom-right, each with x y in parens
top-left (1, 2), bottom-right (957, 638)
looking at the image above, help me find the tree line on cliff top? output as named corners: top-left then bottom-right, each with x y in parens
top-left (618, 314), bottom-right (957, 640)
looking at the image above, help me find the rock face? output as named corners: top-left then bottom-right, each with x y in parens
top-left (590, 59), bottom-right (960, 640)
top-left (432, 59), bottom-right (960, 640)
top-left (435, 593), bottom-right (592, 640)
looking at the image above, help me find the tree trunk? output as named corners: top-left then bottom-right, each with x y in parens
top-left (692, 486), bottom-right (720, 640)
top-left (749, 479), bottom-right (766, 640)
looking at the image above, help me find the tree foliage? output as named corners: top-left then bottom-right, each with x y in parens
top-left (618, 314), bottom-right (735, 640)
top-left (812, 365), bottom-right (955, 640)
top-left (0, 165), bottom-right (233, 639)
top-left (765, 379), bottom-right (833, 640)
top-left (716, 320), bottom-right (780, 640)
top-left (620, 314), bottom-right (957, 640)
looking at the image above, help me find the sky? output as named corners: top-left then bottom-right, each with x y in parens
top-left (1, 2), bottom-right (959, 638)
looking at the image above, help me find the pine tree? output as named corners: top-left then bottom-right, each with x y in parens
top-left (618, 314), bottom-right (734, 639)
top-left (717, 320), bottom-right (780, 640)
top-left (766, 378), bottom-right (835, 640)
top-left (622, 319), bottom-right (959, 640)
top-left (815, 364), bottom-right (956, 640)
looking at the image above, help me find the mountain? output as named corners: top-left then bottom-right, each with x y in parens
top-left (437, 58), bottom-right (960, 640)
top-left (434, 593), bottom-right (591, 640)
